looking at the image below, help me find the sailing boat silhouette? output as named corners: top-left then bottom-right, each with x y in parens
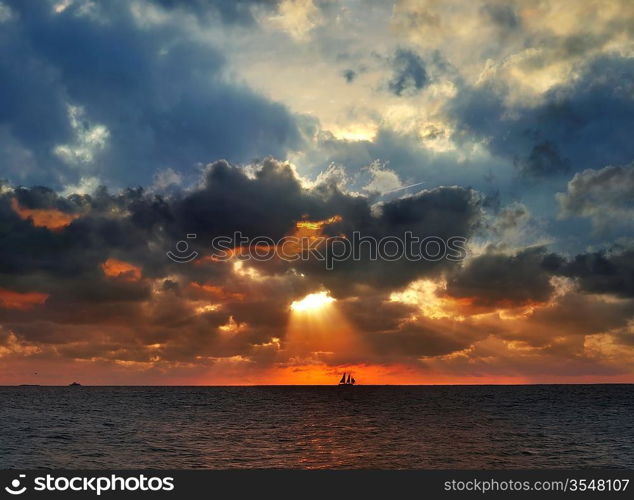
top-left (338, 372), bottom-right (356, 386)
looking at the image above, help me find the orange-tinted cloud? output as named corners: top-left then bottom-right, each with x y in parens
top-left (2, 161), bottom-right (634, 386)
top-left (290, 214), bottom-right (343, 248)
top-left (101, 258), bottom-right (142, 281)
top-left (0, 288), bottom-right (49, 310)
top-left (390, 278), bottom-right (548, 320)
top-left (11, 198), bottom-right (80, 231)
top-left (189, 282), bottom-right (245, 301)
top-left (264, 214), bottom-right (345, 259)
top-left (440, 295), bottom-right (547, 316)
top-left (294, 215), bottom-right (342, 234)
top-left (196, 215), bottom-right (344, 265)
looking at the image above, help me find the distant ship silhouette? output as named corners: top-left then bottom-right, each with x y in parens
top-left (69, 382), bottom-right (81, 387)
top-left (338, 372), bottom-right (355, 386)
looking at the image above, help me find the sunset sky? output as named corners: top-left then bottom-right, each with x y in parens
top-left (1, 0), bottom-right (634, 385)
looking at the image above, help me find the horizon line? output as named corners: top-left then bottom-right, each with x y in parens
top-left (4, 382), bottom-right (633, 387)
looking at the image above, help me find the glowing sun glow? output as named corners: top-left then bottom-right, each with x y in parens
top-left (287, 290), bottom-right (363, 359)
top-left (290, 291), bottom-right (335, 312)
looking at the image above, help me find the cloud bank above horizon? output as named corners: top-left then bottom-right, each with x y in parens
top-left (1, 0), bottom-right (633, 384)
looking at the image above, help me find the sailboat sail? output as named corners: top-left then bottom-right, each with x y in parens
top-left (338, 372), bottom-right (356, 385)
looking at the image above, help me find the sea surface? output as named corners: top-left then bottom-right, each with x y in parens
top-left (1, 385), bottom-right (633, 469)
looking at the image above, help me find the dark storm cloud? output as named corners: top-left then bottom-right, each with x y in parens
top-left (340, 294), bottom-right (415, 334)
top-left (367, 319), bottom-right (478, 359)
top-left (169, 160), bottom-right (481, 295)
top-left (388, 49), bottom-right (428, 96)
top-left (13, 186), bottom-right (85, 213)
top-left (0, 0), bottom-right (301, 188)
top-left (545, 248), bottom-right (634, 299)
top-left (147, 159), bottom-right (481, 295)
top-left (448, 56), bottom-right (634, 178)
top-left (0, 185), bottom-right (165, 282)
top-left (521, 291), bottom-right (634, 339)
top-left (2, 160), bottom-right (630, 369)
top-left (445, 246), bottom-right (555, 307)
top-left (173, 159), bottom-right (315, 240)
top-left (339, 294), bottom-right (485, 360)
top-left (295, 184), bottom-right (481, 295)
top-left (447, 241), bottom-right (634, 309)
top-left (0, 159), bottom-right (483, 361)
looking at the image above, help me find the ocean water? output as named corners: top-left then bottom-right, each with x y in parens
top-left (1, 385), bottom-right (632, 469)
